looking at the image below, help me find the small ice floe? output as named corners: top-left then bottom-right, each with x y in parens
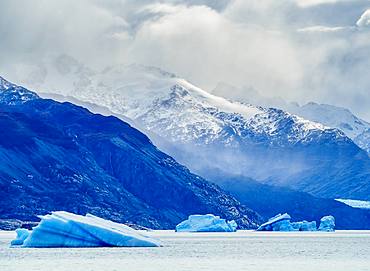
top-left (175, 214), bottom-right (237, 232)
top-left (318, 215), bottom-right (335, 232)
top-left (10, 211), bottom-right (160, 248)
top-left (257, 213), bottom-right (334, 232)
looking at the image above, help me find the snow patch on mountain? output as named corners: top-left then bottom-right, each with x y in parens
top-left (357, 9), bottom-right (370, 27)
top-left (336, 199), bottom-right (370, 210)
top-left (0, 76), bottom-right (39, 104)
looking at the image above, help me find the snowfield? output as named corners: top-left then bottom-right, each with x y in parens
top-left (1, 230), bottom-right (370, 271)
top-left (336, 199), bottom-right (370, 210)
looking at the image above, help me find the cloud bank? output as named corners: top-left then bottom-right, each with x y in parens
top-left (0, 0), bottom-right (369, 120)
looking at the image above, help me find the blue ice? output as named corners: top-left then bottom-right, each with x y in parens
top-left (175, 214), bottom-right (237, 232)
top-left (318, 215), bottom-right (335, 232)
top-left (11, 211), bottom-right (160, 247)
top-left (258, 213), bottom-right (320, 232)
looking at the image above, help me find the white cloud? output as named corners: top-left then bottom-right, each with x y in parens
top-left (0, 0), bottom-right (369, 120)
top-left (296, 0), bottom-right (351, 7)
top-left (297, 26), bottom-right (350, 32)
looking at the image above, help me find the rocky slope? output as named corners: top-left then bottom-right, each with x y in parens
top-left (0, 76), bottom-right (262, 229)
top-left (23, 60), bottom-right (370, 200)
top-left (212, 83), bottom-right (370, 154)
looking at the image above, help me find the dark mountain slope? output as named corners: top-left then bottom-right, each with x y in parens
top-left (0, 76), bottom-right (262, 229)
top-left (215, 175), bottom-right (370, 230)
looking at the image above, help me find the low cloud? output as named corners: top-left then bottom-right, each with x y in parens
top-left (0, 0), bottom-right (369, 120)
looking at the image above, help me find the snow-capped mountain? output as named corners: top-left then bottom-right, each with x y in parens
top-left (212, 83), bottom-right (370, 154)
top-left (0, 75), bottom-right (262, 229)
top-left (286, 102), bottom-right (370, 154)
top-left (16, 57), bottom-right (370, 201)
top-left (0, 76), bottom-right (38, 104)
top-left (19, 58), bottom-right (340, 147)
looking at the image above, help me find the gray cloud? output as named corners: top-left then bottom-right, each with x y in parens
top-left (0, 0), bottom-right (369, 120)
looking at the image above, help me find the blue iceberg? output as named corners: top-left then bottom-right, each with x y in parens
top-left (318, 215), bottom-right (335, 232)
top-left (257, 213), bottom-right (292, 231)
top-left (291, 221), bottom-right (317, 231)
top-left (10, 229), bottom-right (30, 246)
top-left (271, 220), bottom-right (294, 231)
top-left (258, 213), bottom-right (318, 232)
top-left (11, 211), bottom-right (160, 247)
top-left (175, 214), bottom-right (237, 232)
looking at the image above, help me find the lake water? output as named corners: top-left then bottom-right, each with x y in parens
top-left (1, 230), bottom-right (370, 271)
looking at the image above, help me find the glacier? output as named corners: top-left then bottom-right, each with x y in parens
top-left (11, 211), bottom-right (160, 248)
top-left (175, 214), bottom-right (238, 232)
top-left (319, 216), bottom-right (335, 232)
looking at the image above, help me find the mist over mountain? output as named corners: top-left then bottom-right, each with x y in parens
top-left (11, 57), bottom-right (370, 225)
top-left (0, 75), bottom-right (262, 229)
top-left (2, 1), bottom-right (370, 120)
top-left (2, 3), bottom-right (370, 270)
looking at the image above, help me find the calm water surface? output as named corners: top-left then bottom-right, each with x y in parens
top-left (1, 230), bottom-right (370, 271)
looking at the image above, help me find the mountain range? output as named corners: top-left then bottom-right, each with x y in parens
top-left (5, 55), bottom-right (370, 229)
top-left (0, 76), bottom-right (261, 229)
top-left (212, 83), bottom-right (370, 155)
top-left (22, 58), bottom-right (370, 201)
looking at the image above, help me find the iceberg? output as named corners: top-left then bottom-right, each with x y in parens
top-left (271, 220), bottom-right (294, 231)
top-left (318, 215), bottom-right (335, 232)
top-left (11, 211), bottom-right (160, 247)
top-left (291, 221), bottom-right (317, 231)
top-left (10, 229), bottom-right (30, 246)
top-left (227, 219), bottom-right (238, 232)
top-left (257, 213), bottom-right (292, 231)
top-left (257, 213), bottom-right (318, 232)
top-left (175, 214), bottom-right (237, 232)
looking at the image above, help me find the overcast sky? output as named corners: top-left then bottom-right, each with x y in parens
top-left (1, 0), bottom-right (370, 120)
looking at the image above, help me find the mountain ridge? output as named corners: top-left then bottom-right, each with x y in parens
top-left (212, 83), bottom-right (370, 154)
top-left (23, 61), bottom-right (370, 200)
top-left (0, 75), bottom-right (262, 229)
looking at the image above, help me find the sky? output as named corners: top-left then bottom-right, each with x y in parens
top-left (0, 0), bottom-right (370, 120)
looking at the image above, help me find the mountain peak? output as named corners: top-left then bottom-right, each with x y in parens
top-left (0, 75), bottom-right (12, 89)
top-left (0, 75), bottom-right (39, 104)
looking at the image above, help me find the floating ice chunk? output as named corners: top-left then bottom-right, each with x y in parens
top-left (291, 221), bottom-right (317, 231)
top-left (11, 211), bottom-right (160, 247)
top-left (257, 213), bottom-right (291, 231)
top-left (258, 213), bottom-right (320, 232)
top-left (10, 229), bottom-right (30, 246)
top-left (318, 215), bottom-right (335, 232)
top-left (227, 220), bottom-right (238, 232)
top-left (271, 220), bottom-right (294, 231)
top-left (175, 214), bottom-right (237, 232)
